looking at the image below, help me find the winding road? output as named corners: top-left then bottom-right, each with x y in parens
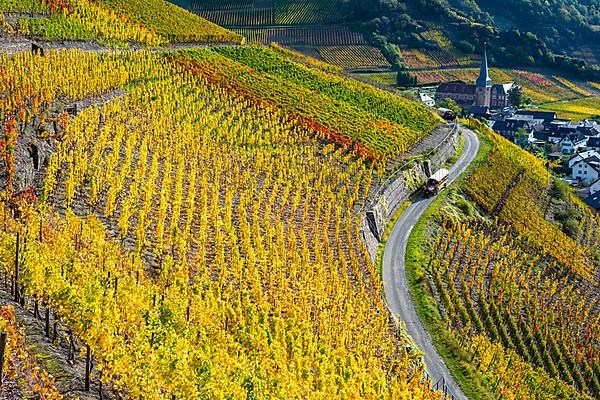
top-left (382, 125), bottom-right (480, 400)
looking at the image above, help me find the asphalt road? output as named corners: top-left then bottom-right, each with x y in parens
top-left (382, 125), bottom-right (480, 400)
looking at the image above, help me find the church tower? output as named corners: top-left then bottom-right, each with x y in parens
top-left (475, 46), bottom-right (492, 107)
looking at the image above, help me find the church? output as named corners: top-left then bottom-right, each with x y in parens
top-left (435, 48), bottom-right (515, 110)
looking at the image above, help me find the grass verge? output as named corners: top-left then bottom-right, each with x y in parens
top-left (375, 125), bottom-right (467, 277)
top-left (403, 128), bottom-right (495, 400)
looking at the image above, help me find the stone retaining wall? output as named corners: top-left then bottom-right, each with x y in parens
top-left (360, 125), bottom-right (460, 261)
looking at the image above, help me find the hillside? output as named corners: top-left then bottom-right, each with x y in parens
top-left (406, 119), bottom-right (600, 399)
top-left (0, 38), bottom-right (445, 399)
top-left (171, 45), bottom-right (440, 160)
top-left (0, 0), bottom-right (243, 45)
top-left (169, 0), bottom-right (600, 80)
top-left (361, 0), bottom-right (600, 78)
top-left (0, 0), bottom-right (599, 399)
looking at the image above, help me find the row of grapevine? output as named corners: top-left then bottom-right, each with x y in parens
top-left (0, 48), bottom-right (444, 399)
top-left (233, 26), bottom-right (367, 46)
top-left (318, 45), bottom-right (391, 70)
top-left (197, 8), bottom-right (273, 26)
top-left (0, 305), bottom-right (63, 399)
top-left (184, 0), bottom-right (257, 11)
top-left (424, 49), bottom-right (462, 68)
top-left (426, 220), bottom-right (598, 398)
top-left (554, 76), bottom-right (592, 96)
top-left (273, 0), bottom-right (343, 25)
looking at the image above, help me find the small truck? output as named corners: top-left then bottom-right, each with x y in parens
top-left (436, 107), bottom-right (456, 121)
top-left (423, 168), bottom-right (449, 197)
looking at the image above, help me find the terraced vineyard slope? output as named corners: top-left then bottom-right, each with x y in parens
top-left (0, 0), bottom-right (243, 45)
top-left (0, 48), bottom-right (445, 399)
top-left (172, 46), bottom-right (440, 161)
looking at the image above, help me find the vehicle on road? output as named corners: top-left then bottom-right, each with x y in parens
top-left (424, 168), bottom-right (449, 197)
top-left (437, 107), bottom-right (456, 121)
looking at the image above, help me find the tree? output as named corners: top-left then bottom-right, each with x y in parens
top-left (396, 71), bottom-right (417, 87)
top-left (508, 85), bottom-right (530, 108)
top-left (436, 98), bottom-right (462, 115)
top-left (515, 127), bottom-right (529, 147)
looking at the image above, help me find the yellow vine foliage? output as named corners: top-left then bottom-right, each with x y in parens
top-left (464, 118), bottom-right (592, 278)
top-left (0, 306), bottom-right (63, 399)
top-left (428, 220), bottom-right (598, 399)
top-left (0, 49), bottom-right (443, 399)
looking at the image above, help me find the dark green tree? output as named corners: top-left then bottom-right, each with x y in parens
top-left (508, 85), bottom-right (530, 108)
top-left (396, 71), bottom-right (418, 87)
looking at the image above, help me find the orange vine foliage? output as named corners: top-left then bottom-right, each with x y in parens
top-left (0, 306), bottom-right (63, 400)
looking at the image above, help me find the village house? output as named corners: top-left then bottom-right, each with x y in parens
top-left (491, 119), bottom-right (534, 142)
top-left (419, 93), bottom-right (435, 107)
top-left (572, 155), bottom-right (600, 183)
top-left (586, 137), bottom-right (600, 152)
top-left (533, 120), bottom-right (573, 143)
top-left (559, 133), bottom-right (588, 154)
top-left (568, 150), bottom-right (600, 168)
top-left (590, 178), bottom-right (600, 194)
top-left (585, 191), bottom-right (600, 210)
top-left (514, 110), bottom-right (557, 123)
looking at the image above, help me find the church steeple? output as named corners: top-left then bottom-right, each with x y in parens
top-left (476, 45), bottom-right (492, 88)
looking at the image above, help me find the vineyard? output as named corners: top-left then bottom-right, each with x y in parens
top-left (0, 0), bottom-right (243, 44)
top-left (356, 71), bottom-right (398, 86)
top-left (233, 26), bottom-right (366, 46)
top-left (408, 119), bottom-right (600, 399)
top-left (173, 46), bottom-right (439, 160)
top-left (318, 45), bottom-right (391, 70)
top-left (537, 97), bottom-right (600, 121)
top-left (176, 0), bottom-right (345, 25)
top-left (181, 0), bottom-right (257, 11)
top-left (273, 0), bottom-right (344, 25)
top-left (0, 306), bottom-right (64, 399)
top-left (0, 48), bottom-right (448, 399)
top-left (196, 8), bottom-right (273, 26)
top-left (427, 221), bottom-right (598, 398)
top-left (401, 48), bottom-right (474, 69)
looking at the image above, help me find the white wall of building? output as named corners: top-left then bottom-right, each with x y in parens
top-left (572, 160), bottom-right (600, 183)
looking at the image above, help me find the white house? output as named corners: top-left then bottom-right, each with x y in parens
top-left (419, 93), bottom-right (435, 107)
top-left (568, 150), bottom-right (600, 168)
top-left (559, 133), bottom-right (588, 154)
top-left (572, 156), bottom-right (600, 183)
top-left (590, 178), bottom-right (600, 194)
